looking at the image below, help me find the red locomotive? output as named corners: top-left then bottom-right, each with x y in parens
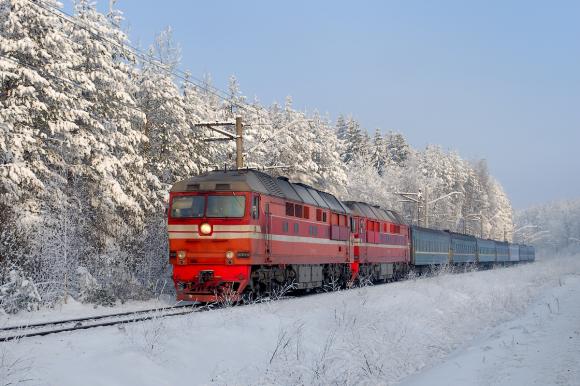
top-left (167, 169), bottom-right (410, 302)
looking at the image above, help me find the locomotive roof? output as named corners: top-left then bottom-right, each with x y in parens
top-left (171, 169), bottom-right (350, 214)
top-left (343, 201), bottom-right (403, 224)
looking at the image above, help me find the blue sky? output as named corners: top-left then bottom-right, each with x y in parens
top-left (75, 0), bottom-right (580, 209)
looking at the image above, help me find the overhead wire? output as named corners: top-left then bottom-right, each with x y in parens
top-left (25, 0), bottom-right (265, 117)
top-left (0, 54), bottom-right (148, 117)
top-left (6, 0), bottom-right (301, 157)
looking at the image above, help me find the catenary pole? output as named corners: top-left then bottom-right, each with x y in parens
top-left (236, 116), bottom-right (243, 169)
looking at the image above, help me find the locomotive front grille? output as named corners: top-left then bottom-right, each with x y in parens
top-left (199, 270), bottom-right (214, 283)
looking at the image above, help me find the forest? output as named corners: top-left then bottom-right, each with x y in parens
top-left (515, 199), bottom-right (580, 256)
top-left (0, 0), bottom-right (513, 312)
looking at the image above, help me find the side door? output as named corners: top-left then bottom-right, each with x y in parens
top-left (359, 218), bottom-right (367, 262)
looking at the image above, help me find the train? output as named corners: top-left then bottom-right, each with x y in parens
top-left (167, 169), bottom-right (535, 302)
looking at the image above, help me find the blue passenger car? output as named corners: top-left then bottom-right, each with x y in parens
top-left (411, 226), bottom-right (450, 266)
top-left (476, 238), bottom-right (496, 264)
top-left (495, 241), bottom-right (510, 263)
top-left (508, 243), bottom-right (520, 262)
top-left (519, 245), bottom-right (536, 262)
top-left (450, 232), bottom-right (477, 263)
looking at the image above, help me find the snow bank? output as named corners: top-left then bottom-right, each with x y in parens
top-left (2, 257), bottom-right (579, 385)
top-left (401, 273), bottom-right (580, 386)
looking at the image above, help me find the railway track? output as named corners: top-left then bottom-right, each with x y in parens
top-left (0, 263), bottom-right (528, 343)
top-left (0, 304), bottom-right (199, 342)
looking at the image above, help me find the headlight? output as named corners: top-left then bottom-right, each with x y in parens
top-left (177, 250), bottom-right (186, 259)
top-left (200, 223), bottom-right (212, 235)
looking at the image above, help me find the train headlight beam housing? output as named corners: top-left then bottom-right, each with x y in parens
top-left (200, 223), bottom-right (212, 235)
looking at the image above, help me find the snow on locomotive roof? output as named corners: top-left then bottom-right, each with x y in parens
top-left (170, 169), bottom-right (349, 213)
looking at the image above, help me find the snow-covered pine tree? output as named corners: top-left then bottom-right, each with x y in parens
top-left (300, 110), bottom-right (347, 195)
top-left (0, 0), bottom-right (87, 203)
top-left (0, 0), bottom-right (95, 296)
top-left (385, 131), bottom-right (410, 167)
top-left (341, 116), bottom-right (364, 164)
top-left (136, 28), bottom-right (197, 184)
top-left (371, 128), bottom-right (387, 175)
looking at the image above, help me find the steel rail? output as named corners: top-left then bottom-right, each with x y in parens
top-left (0, 304), bottom-right (198, 342)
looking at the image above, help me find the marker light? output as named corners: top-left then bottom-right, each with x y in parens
top-left (225, 250), bottom-right (234, 265)
top-left (200, 223), bottom-right (212, 235)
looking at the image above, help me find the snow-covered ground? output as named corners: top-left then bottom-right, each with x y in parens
top-left (1, 257), bottom-right (579, 386)
top-left (401, 272), bottom-right (580, 386)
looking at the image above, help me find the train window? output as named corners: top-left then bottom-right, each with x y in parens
top-left (309, 225), bottom-right (318, 236)
top-left (252, 196), bottom-right (260, 219)
top-left (295, 205), bottom-right (303, 218)
top-left (283, 222), bottom-right (289, 233)
top-left (171, 196), bottom-right (205, 218)
top-left (286, 202), bottom-right (294, 216)
top-left (350, 217), bottom-right (356, 232)
top-left (303, 206), bottom-right (310, 219)
top-left (316, 209), bottom-right (322, 221)
top-left (206, 196), bottom-right (246, 218)
top-left (293, 223), bottom-right (299, 234)
top-left (322, 212), bottom-right (327, 222)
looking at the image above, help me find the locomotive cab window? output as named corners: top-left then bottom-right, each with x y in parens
top-left (206, 195), bottom-right (246, 218)
top-left (171, 196), bottom-right (204, 218)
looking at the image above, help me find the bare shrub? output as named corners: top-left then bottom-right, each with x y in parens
top-left (0, 345), bottom-right (34, 386)
top-left (124, 312), bottom-right (168, 359)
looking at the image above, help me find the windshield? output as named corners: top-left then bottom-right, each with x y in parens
top-left (171, 196), bottom-right (205, 218)
top-left (206, 195), bottom-right (246, 218)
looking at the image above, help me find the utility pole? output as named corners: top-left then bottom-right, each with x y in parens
top-left (395, 191), bottom-right (422, 226)
top-left (195, 116), bottom-right (244, 169)
top-left (423, 188), bottom-right (429, 228)
top-left (235, 116), bottom-right (243, 169)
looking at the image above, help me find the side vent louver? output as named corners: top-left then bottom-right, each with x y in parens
top-left (186, 184), bottom-right (200, 191)
top-left (215, 183), bottom-right (231, 190)
top-left (255, 172), bottom-right (285, 197)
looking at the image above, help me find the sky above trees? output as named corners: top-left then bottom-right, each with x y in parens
top-left (82, 0), bottom-right (580, 209)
